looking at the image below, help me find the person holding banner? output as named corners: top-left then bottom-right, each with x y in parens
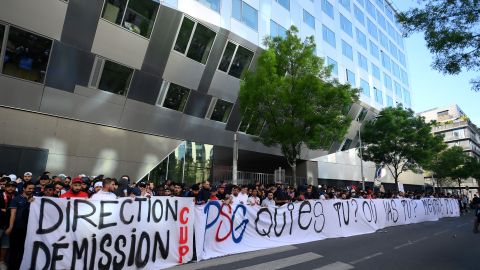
top-left (6, 182), bottom-right (35, 270)
top-left (59, 177), bottom-right (89, 198)
top-left (91, 178), bottom-right (117, 199)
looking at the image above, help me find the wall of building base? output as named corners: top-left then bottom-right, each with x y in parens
top-left (313, 148), bottom-right (426, 186)
top-left (0, 107), bottom-right (182, 180)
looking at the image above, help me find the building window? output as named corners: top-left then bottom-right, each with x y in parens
top-left (197, 0), bottom-right (220, 12)
top-left (322, 25), bottom-right (336, 48)
top-left (161, 82), bottom-right (191, 112)
top-left (387, 22), bottom-right (396, 39)
top-left (321, 0), bottom-right (334, 19)
top-left (358, 52), bottom-right (368, 71)
top-left (2, 26), bottom-right (52, 84)
top-left (271, 20), bottom-right (287, 38)
top-left (389, 40), bottom-right (398, 59)
top-left (218, 42), bottom-right (254, 78)
top-left (369, 40), bottom-right (379, 59)
top-left (327, 57), bottom-right (338, 76)
top-left (101, 0), bottom-right (159, 38)
top-left (401, 69), bottom-right (409, 85)
top-left (174, 17), bottom-right (216, 64)
top-left (381, 51), bottom-right (391, 71)
top-left (0, 24), bottom-right (4, 46)
top-left (356, 28), bottom-right (367, 49)
top-left (371, 63), bottom-right (380, 80)
top-left (232, 0), bottom-right (258, 31)
top-left (385, 5), bottom-right (394, 21)
top-left (275, 0), bottom-right (290, 10)
top-left (354, 5), bottom-right (365, 25)
top-left (340, 14), bottom-right (353, 37)
top-left (356, 0), bottom-right (365, 6)
top-left (303, 10), bottom-right (315, 29)
top-left (386, 95), bottom-right (393, 107)
top-left (374, 87), bottom-right (383, 105)
top-left (91, 59), bottom-right (134, 96)
top-left (360, 79), bottom-right (370, 96)
top-left (379, 31), bottom-right (389, 50)
top-left (209, 99), bottom-right (233, 123)
top-left (403, 88), bottom-right (411, 107)
top-left (357, 107), bottom-right (368, 122)
top-left (339, 0), bottom-right (351, 11)
top-left (375, 0), bottom-right (384, 9)
top-left (366, 0), bottom-right (376, 18)
top-left (377, 12), bottom-right (386, 30)
top-left (398, 51), bottom-right (406, 67)
top-left (341, 40), bottom-right (353, 60)
top-left (341, 138), bottom-right (352, 151)
top-left (394, 81), bottom-right (402, 98)
top-left (367, 18), bottom-right (378, 40)
top-left (346, 69), bottom-right (356, 85)
top-left (383, 73), bottom-right (392, 90)
top-left (392, 61), bottom-right (401, 79)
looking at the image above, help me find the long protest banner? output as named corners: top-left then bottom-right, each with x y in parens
top-left (21, 197), bottom-right (459, 269)
top-left (195, 198), bottom-right (460, 261)
top-left (21, 197), bottom-right (194, 270)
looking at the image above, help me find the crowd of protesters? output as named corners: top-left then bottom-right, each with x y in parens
top-left (0, 171), bottom-right (478, 269)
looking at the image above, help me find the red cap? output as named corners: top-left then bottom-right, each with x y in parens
top-left (72, 177), bottom-right (83, 184)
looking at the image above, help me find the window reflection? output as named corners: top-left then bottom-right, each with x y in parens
top-left (162, 83), bottom-right (190, 112)
top-left (2, 26), bottom-right (52, 83)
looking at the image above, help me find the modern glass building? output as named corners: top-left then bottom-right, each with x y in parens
top-left (0, 0), bottom-right (412, 185)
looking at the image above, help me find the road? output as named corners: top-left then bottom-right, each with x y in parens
top-left (170, 212), bottom-right (478, 270)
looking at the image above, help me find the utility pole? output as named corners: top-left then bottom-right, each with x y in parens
top-left (358, 127), bottom-right (365, 191)
top-left (233, 132), bottom-right (238, 185)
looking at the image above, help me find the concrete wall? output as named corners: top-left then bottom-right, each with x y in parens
top-left (0, 107), bottom-right (182, 180)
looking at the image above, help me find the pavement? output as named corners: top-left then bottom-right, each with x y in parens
top-left (170, 212), bottom-right (478, 270)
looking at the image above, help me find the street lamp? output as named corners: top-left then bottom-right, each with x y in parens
top-left (358, 126), bottom-right (365, 191)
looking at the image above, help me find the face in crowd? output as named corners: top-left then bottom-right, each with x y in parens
top-left (71, 182), bottom-right (83, 193)
top-left (24, 174), bottom-right (32, 182)
top-left (174, 185), bottom-right (182, 195)
top-left (44, 186), bottom-right (55, 197)
top-left (24, 183), bottom-right (35, 197)
top-left (232, 187), bottom-right (239, 196)
top-left (267, 192), bottom-right (274, 200)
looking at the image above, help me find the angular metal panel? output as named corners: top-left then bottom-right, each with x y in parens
top-left (183, 91), bottom-right (212, 118)
top-left (225, 100), bottom-right (241, 132)
top-left (61, 0), bottom-right (103, 51)
top-left (45, 41), bottom-right (95, 92)
top-left (127, 71), bottom-right (163, 105)
top-left (0, 75), bottom-right (44, 110)
top-left (163, 52), bottom-right (205, 90)
top-left (197, 28), bottom-right (229, 94)
top-left (142, 6), bottom-right (183, 76)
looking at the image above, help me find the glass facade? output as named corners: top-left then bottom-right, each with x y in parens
top-left (101, 0), bottom-right (159, 38)
top-left (218, 42), bottom-right (254, 79)
top-left (2, 26), bottom-right (52, 84)
top-left (210, 99), bottom-right (233, 123)
top-left (233, 0), bottom-right (258, 30)
top-left (327, 57), bottom-right (338, 76)
top-left (162, 83), bottom-right (190, 112)
top-left (303, 10), bottom-right (315, 29)
top-left (143, 141), bottom-right (214, 186)
top-left (174, 17), bottom-right (216, 64)
top-left (360, 79), bottom-right (370, 96)
top-left (321, 0), bottom-right (334, 19)
top-left (197, 0), bottom-right (220, 12)
top-left (341, 40), bottom-right (353, 60)
top-left (98, 60), bottom-right (133, 95)
top-left (271, 20), bottom-right (287, 38)
top-left (322, 25), bottom-right (336, 47)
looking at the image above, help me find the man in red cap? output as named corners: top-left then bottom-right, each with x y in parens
top-left (60, 177), bottom-right (89, 198)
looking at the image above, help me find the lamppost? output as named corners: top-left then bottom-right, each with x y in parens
top-left (358, 127), bottom-right (365, 191)
top-left (233, 132), bottom-right (238, 185)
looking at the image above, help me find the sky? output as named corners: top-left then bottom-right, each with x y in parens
top-left (393, 0), bottom-right (480, 124)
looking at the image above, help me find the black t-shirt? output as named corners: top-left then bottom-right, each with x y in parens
top-left (9, 195), bottom-right (31, 231)
top-left (0, 191), bottom-right (14, 229)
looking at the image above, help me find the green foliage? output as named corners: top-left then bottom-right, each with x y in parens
top-left (428, 146), bottom-right (470, 187)
top-left (397, 0), bottom-right (480, 91)
top-left (239, 26), bottom-right (358, 186)
top-left (359, 106), bottom-right (446, 186)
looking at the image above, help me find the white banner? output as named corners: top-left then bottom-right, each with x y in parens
top-left (195, 198), bottom-right (460, 261)
top-left (21, 197), bottom-right (195, 270)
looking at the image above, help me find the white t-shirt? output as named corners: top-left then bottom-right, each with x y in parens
top-left (261, 198), bottom-right (276, 207)
top-left (232, 193), bottom-right (249, 204)
top-left (91, 190), bottom-right (117, 200)
top-left (248, 196), bottom-right (260, 206)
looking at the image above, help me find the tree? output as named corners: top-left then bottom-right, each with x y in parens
top-left (239, 26), bottom-right (358, 187)
top-left (428, 146), bottom-right (470, 189)
top-left (359, 106), bottom-right (446, 189)
top-left (397, 0), bottom-right (480, 91)
top-left (463, 156), bottom-right (480, 192)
